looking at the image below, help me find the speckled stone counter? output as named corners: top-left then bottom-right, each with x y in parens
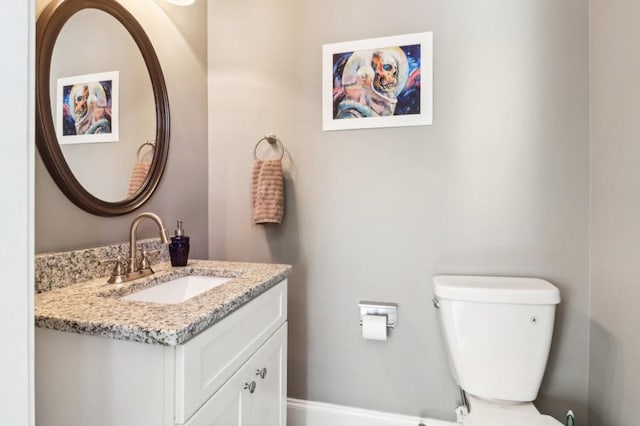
top-left (35, 238), bottom-right (170, 293)
top-left (35, 259), bottom-right (291, 346)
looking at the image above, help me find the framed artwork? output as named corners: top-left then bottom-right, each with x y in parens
top-left (56, 70), bottom-right (119, 144)
top-left (323, 32), bottom-right (433, 131)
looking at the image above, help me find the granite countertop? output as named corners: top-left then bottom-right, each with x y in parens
top-left (35, 259), bottom-right (291, 346)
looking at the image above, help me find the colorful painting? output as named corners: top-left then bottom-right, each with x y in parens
top-left (323, 32), bottom-right (432, 130)
top-left (56, 71), bottom-right (119, 144)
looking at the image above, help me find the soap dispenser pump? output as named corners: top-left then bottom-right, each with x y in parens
top-left (169, 220), bottom-right (190, 267)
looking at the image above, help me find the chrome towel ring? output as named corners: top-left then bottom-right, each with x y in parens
top-left (137, 140), bottom-right (155, 162)
top-left (254, 133), bottom-right (285, 161)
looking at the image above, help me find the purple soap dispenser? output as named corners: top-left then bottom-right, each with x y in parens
top-left (169, 220), bottom-right (190, 267)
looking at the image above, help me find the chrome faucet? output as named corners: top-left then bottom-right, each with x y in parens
top-left (127, 212), bottom-right (170, 278)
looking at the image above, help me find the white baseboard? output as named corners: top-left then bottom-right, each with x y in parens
top-left (287, 398), bottom-right (457, 426)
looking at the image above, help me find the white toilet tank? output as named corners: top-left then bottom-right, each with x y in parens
top-left (433, 275), bottom-right (561, 403)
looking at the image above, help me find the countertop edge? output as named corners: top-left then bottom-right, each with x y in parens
top-left (35, 261), bottom-right (291, 346)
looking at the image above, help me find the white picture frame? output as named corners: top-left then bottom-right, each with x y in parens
top-left (322, 32), bottom-right (433, 131)
top-left (56, 70), bottom-right (120, 144)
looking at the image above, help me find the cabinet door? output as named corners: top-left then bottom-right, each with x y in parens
top-left (182, 363), bottom-right (251, 426)
top-left (183, 323), bottom-right (287, 426)
top-left (249, 323), bottom-right (288, 426)
top-left (176, 280), bottom-right (287, 423)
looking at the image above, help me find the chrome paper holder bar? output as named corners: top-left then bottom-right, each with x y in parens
top-left (358, 301), bottom-right (398, 329)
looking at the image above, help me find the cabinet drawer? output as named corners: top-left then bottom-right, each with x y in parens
top-left (175, 280), bottom-right (287, 424)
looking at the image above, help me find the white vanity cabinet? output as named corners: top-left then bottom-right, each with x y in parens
top-left (36, 280), bottom-right (287, 426)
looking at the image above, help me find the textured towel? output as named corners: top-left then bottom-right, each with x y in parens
top-left (252, 159), bottom-right (284, 224)
top-left (127, 162), bottom-right (151, 197)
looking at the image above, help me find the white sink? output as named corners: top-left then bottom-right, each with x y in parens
top-left (122, 275), bottom-right (232, 304)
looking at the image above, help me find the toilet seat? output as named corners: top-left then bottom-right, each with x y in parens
top-left (464, 404), bottom-right (563, 426)
top-left (464, 411), bottom-right (562, 426)
top-left (463, 395), bottom-right (563, 426)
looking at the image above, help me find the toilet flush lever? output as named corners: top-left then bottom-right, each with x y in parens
top-left (432, 296), bottom-right (440, 309)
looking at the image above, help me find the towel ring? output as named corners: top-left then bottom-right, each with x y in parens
top-left (254, 133), bottom-right (285, 161)
top-left (137, 140), bottom-right (155, 162)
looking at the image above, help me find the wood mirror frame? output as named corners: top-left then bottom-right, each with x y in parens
top-left (36, 0), bottom-right (170, 216)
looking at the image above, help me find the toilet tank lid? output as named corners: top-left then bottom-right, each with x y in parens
top-left (433, 275), bottom-right (561, 305)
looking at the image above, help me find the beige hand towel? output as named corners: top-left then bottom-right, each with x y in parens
top-left (127, 161), bottom-right (151, 197)
top-left (252, 159), bottom-right (284, 224)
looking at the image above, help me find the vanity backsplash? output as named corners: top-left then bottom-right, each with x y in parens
top-left (35, 238), bottom-right (169, 293)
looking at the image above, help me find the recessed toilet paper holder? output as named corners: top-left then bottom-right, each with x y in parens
top-left (358, 301), bottom-right (397, 329)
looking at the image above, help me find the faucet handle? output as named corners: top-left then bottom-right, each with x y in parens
top-left (140, 249), bottom-right (161, 271)
top-left (99, 256), bottom-right (127, 284)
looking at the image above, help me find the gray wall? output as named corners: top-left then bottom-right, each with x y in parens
top-left (208, 0), bottom-right (590, 422)
top-left (589, 1), bottom-right (640, 424)
top-left (35, 0), bottom-right (209, 256)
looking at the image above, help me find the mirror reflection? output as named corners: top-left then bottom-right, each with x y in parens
top-left (49, 8), bottom-right (155, 202)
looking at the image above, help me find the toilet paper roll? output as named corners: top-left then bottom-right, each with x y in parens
top-left (362, 314), bottom-right (388, 341)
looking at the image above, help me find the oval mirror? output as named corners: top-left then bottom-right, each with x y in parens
top-left (36, 0), bottom-right (170, 216)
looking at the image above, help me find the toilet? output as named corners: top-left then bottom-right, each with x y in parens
top-left (433, 275), bottom-right (563, 425)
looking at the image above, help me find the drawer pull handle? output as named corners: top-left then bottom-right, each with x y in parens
top-left (244, 381), bottom-right (256, 394)
top-left (256, 367), bottom-right (267, 379)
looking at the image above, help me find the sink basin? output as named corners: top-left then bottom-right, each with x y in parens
top-left (122, 275), bottom-right (232, 304)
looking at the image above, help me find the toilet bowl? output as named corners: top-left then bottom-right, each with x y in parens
top-left (433, 275), bottom-right (563, 425)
